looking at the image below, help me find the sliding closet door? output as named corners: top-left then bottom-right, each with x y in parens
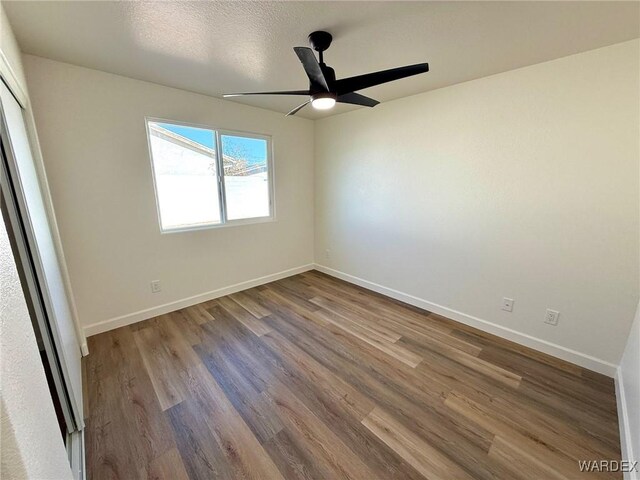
top-left (0, 81), bottom-right (83, 429)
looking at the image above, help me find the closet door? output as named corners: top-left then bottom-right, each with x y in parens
top-left (0, 81), bottom-right (83, 430)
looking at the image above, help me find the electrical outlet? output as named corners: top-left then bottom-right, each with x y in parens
top-left (151, 280), bottom-right (161, 293)
top-left (501, 297), bottom-right (514, 312)
top-left (544, 309), bottom-right (559, 326)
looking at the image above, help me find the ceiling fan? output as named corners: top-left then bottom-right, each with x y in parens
top-left (223, 31), bottom-right (429, 116)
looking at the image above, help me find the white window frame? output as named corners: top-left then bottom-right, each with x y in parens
top-left (145, 117), bottom-right (275, 233)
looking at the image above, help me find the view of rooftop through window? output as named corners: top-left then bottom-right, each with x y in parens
top-left (158, 123), bottom-right (268, 167)
top-left (147, 121), bottom-right (272, 231)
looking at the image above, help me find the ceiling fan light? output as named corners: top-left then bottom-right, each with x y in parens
top-left (311, 93), bottom-right (337, 110)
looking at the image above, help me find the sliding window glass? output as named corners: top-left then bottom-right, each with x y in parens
top-left (146, 119), bottom-right (273, 232)
top-left (221, 134), bottom-right (270, 220)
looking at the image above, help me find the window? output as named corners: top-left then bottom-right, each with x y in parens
top-left (146, 119), bottom-right (273, 232)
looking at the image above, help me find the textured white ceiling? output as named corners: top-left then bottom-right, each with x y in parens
top-left (4, 1), bottom-right (639, 119)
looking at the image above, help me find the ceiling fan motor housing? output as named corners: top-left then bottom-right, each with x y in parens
top-left (314, 65), bottom-right (336, 93)
top-left (308, 31), bottom-right (333, 53)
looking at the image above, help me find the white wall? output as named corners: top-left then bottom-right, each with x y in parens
top-left (23, 55), bottom-right (315, 335)
top-left (619, 301), bottom-right (640, 478)
top-left (315, 40), bottom-right (640, 372)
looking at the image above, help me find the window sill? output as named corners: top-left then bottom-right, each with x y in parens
top-left (159, 215), bottom-right (275, 234)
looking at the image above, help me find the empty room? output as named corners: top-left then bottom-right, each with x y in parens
top-left (0, 1), bottom-right (639, 479)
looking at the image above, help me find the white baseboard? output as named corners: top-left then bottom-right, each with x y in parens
top-left (616, 367), bottom-right (638, 480)
top-left (80, 342), bottom-right (89, 357)
top-left (84, 264), bottom-right (314, 337)
top-left (314, 264), bottom-right (618, 377)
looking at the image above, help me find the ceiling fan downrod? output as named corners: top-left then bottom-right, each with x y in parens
top-left (308, 30), bottom-right (333, 65)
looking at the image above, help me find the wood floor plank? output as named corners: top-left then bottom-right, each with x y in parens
top-left (85, 328), bottom-right (176, 478)
top-left (189, 364), bottom-right (285, 480)
top-left (253, 289), bottom-right (449, 397)
top-left (262, 308), bottom-right (448, 407)
top-left (142, 448), bottom-right (190, 480)
top-left (259, 289), bottom-right (422, 368)
top-left (477, 342), bottom-right (584, 382)
top-left (216, 296), bottom-right (273, 336)
top-left (517, 378), bottom-right (621, 449)
top-left (86, 272), bottom-right (622, 480)
top-left (268, 281), bottom-right (322, 313)
top-left (260, 328), bottom-right (427, 480)
top-left (412, 341), bottom-right (622, 457)
top-left (261, 327), bottom-right (375, 420)
top-left (310, 302), bottom-right (423, 368)
top-left (134, 326), bottom-right (186, 410)
top-left (302, 270), bottom-right (453, 335)
top-left (199, 305), bottom-right (279, 393)
top-left (133, 314), bottom-right (202, 410)
top-left (383, 317), bottom-right (483, 356)
top-left (264, 380), bottom-right (380, 480)
top-left (262, 429), bottom-right (328, 480)
top-left (194, 335), bottom-right (284, 444)
top-left (451, 385), bottom-right (621, 461)
top-left (309, 295), bottom-right (403, 342)
top-left (259, 286), bottom-right (321, 322)
top-left (311, 289), bottom-right (483, 361)
top-left (488, 435), bottom-right (568, 480)
top-left (444, 391), bottom-right (619, 480)
top-left (478, 344), bottom-right (617, 414)
top-left (167, 398), bottom-right (235, 480)
top-left (169, 310), bottom-right (205, 346)
top-left (229, 290), bottom-right (271, 318)
top-left (399, 336), bottom-right (522, 388)
top-left (184, 304), bottom-right (215, 325)
top-left (303, 273), bottom-right (481, 355)
top-left (362, 407), bottom-right (476, 480)
top-left (448, 326), bottom-right (587, 378)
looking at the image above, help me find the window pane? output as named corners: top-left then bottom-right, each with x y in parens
top-left (148, 121), bottom-right (220, 230)
top-left (221, 134), bottom-right (270, 220)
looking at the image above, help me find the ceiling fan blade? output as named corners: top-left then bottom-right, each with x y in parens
top-left (293, 47), bottom-right (329, 91)
top-left (223, 90), bottom-right (309, 97)
top-left (336, 63), bottom-right (429, 94)
top-left (337, 92), bottom-right (380, 107)
top-left (286, 101), bottom-right (310, 116)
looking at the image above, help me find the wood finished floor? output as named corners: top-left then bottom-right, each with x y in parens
top-left (84, 271), bottom-right (621, 480)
